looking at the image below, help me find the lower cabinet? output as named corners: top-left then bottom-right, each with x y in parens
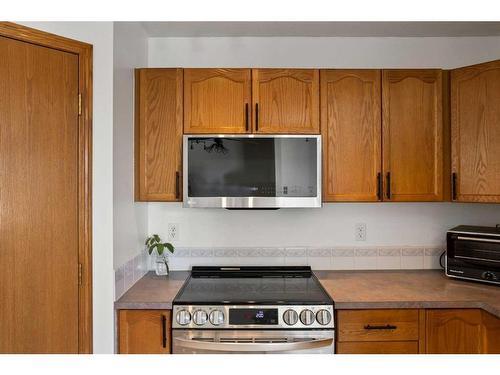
top-left (118, 310), bottom-right (171, 354)
top-left (337, 309), bottom-right (423, 354)
top-left (337, 308), bottom-right (500, 354)
top-left (426, 309), bottom-right (500, 354)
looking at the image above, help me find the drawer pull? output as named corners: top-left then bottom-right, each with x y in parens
top-left (364, 324), bottom-right (397, 330)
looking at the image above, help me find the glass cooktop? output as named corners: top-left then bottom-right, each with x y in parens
top-left (173, 266), bottom-right (332, 305)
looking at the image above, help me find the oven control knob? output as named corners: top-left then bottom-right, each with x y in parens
top-left (283, 309), bottom-right (299, 326)
top-left (299, 309), bottom-right (315, 326)
top-left (193, 310), bottom-right (208, 326)
top-left (316, 309), bottom-right (332, 325)
top-left (176, 309), bottom-right (191, 326)
top-left (209, 310), bottom-right (225, 326)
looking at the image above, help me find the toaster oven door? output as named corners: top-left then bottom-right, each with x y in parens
top-left (449, 235), bottom-right (500, 269)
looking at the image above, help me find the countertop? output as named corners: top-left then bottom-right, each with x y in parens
top-left (115, 270), bottom-right (500, 318)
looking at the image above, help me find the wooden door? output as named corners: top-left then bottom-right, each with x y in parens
top-left (135, 68), bottom-right (183, 201)
top-left (0, 35), bottom-right (80, 353)
top-left (481, 310), bottom-right (500, 354)
top-left (184, 68), bottom-right (251, 134)
top-left (426, 309), bottom-right (482, 354)
top-left (382, 69), bottom-right (444, 201)
top-left (451, 60), bottom-right (500, 202)
top-left (119, 310), bottom-right (171, 354)
top-left (252, 69), bottom-right (320, 134)
top-left (321, 70), bottom-right (382, 201)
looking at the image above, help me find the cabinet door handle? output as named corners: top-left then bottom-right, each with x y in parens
top-left (255, 103), bottom-right (259, 131)
top-left (161, 315), bottom-right (167, 348)
top-left (245, 103), bottom-right (249, 132)
top-left (452, 172), bottom-right (457, 200)
top-left (376, 172), bottom-right (382, 201)
top-left (386, 172), bottom-right (391, 199)
top-left (364, 324), bottom-right (397, 330)
top-left (175, 171), bottom-right (180, 200)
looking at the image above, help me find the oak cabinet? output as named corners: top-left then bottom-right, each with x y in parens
top-left (425, 309), bottom-right (482, 354)
top-left (252, 69), bottom-right (320, 134)
top-left (184, 69), bottom-right (252, 134)
top-left (119, 310), bottom-right (171, 354)
top-left (337, 308), bottom-right (500, 354)
top-left (336, 309), bottom-right (423, 354)
top-left (135, 68), bottom-right (183, 202)
top-left (451, 59), bottom-right (500, 202)
top-left (321, 70), bottom-right (382, 201)
top-left (382, 69), bottom-right (448, 201)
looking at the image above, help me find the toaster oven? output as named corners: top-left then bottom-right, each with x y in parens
top-left (446, 225), bottom-right (500, 285)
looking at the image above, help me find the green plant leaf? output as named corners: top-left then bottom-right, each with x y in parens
top-left (165, 243), bottom-right (175, 253)
top-left (153, 234), bottom-right (161, 243)
top-left (157, 243), bottom-right (165, 255)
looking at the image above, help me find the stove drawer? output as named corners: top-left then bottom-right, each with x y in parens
top-left (337, 309), bottom-right (419, 342)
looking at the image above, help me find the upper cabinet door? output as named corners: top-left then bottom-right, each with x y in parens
top-left (135, 68), bottom-right (183, 202)
top-left (382, 69), bottom-right (445, 201)
top-left (252, 69), bottom-right (320, 134)
top-left (321, 70), bottom-right (382, 202)
top-left (184, 68), bottom-right (251, 134)
top-left (451, 60), bottom-right (500, 202)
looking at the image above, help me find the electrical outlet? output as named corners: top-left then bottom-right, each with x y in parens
top-left (355, 223), bottom-right (366, 241)
top-left (167, 223), bottom-right (179, 241)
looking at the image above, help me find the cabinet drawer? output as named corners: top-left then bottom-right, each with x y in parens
top-left (337, 341), bottom-right (419, 354)
top-left (337, 309), bottom-right (419, 342)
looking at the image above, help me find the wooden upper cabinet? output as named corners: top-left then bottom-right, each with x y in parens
top-left (382, 69), bottom-right (446, 201)
top-left (184, 68), bottom-right (251, 133)
top-left (135, 68), bottom-right (183, 202)
top-left (252, 69), bottom-right (320, 134)
top-left (451, 60), bottom-right (500, 202)
top-left (321, 70), bottom-right (382, 202)
top-left (119, 310), bottom-right (171, 354)
top-left (425, 309), bottom-right (482, 354)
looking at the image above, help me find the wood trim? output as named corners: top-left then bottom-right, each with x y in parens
top-left (0, 22), bottom-right (93, 353)
top-left (418, 309), bottom-right (426, 353)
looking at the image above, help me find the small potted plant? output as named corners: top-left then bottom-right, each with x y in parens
top-left (145, 234), bottom-right (175, 276)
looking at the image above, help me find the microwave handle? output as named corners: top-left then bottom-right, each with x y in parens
top-left (457, 236), bottom-right (500, 244)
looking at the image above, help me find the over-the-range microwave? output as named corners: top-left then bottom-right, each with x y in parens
top-left (183, 134), bottom-right (322, 209)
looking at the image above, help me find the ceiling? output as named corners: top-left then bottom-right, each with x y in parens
top-left (141, 22), bottom-right (500, 38)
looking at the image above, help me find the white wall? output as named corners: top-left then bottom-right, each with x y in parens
top-left (148, 36), bottom-right (500, 261)
top-left (21, 21), bottom-right (114, 354)
top-left (149, 36), bottom-right (500, 68)
top-left (113, 22), bottom-right (149, 270)
top-left (149, 203), bottom-right (500, 248)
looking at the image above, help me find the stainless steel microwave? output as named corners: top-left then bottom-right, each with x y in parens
top-left (183, 135), bottom-right (322, 208)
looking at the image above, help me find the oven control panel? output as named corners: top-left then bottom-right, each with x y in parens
top-left (172, 305), bottom-right (334, 330)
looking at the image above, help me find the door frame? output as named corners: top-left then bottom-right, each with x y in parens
top-left (0, 22), bottom-right (93, 353)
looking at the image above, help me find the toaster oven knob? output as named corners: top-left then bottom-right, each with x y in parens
top-left (483, 271), bottom-right (495, 281)
top-left (316, 309), bottom-right (332, 326)
top-left (176, 309), bottom-right (191, 326)
top-left (209, 310), bottom-right (225, 326)
top-left (299, 309), bottom-right (315, 326)
top-left (283, 309), bottom-right (298, 326)
top-left (193, 310), bottom-right (208, 326)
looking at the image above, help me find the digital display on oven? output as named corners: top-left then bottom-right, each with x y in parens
top-left (229, 308), bottom-right (279, 325)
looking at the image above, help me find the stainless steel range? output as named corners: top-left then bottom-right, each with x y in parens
top-left (172, 266), bottom-right (335, 354)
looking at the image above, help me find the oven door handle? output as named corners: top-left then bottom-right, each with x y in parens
top-left (173, 337), bottom-right (333, 352)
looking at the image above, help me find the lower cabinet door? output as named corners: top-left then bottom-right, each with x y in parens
top-left (337, 341), bottom-right (418, 354)
top-left (119, 310), bottom-right (171, 354)
top-left (425, 309), bottom-right (482, 354)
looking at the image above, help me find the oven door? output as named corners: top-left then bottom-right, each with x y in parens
top-left (172, 330), bottom-right (334, 354)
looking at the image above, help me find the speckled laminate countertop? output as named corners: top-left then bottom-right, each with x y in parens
top-left (115, 270), bottom-right (500, 318)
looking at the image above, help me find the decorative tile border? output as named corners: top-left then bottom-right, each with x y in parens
top-left (114, 251), bottom-right (149, 300)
